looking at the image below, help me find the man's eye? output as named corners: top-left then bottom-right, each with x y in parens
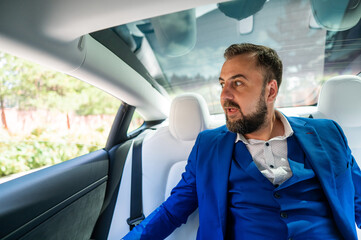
top-left (235, 81), bottom-right (242, 86)
top-left (220, 82), bottom-right (225, 88)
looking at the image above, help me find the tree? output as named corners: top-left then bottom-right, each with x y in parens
top-left (0, 53), bottom-right (33, 131)
top-left (0, 51), bottom-right (120, 131)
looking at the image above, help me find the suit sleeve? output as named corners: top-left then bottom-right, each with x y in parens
top-left (350, 151), bottom-right (361, 227)
top-left (351, 157), bottom-right (361, 228)
top-left (332, 121), bottom-right (361, 228)
top-left (122, 133), bottom-right (201, 240)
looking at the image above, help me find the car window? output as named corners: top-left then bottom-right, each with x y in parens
top-left (0, 51), bottom-right (120, 182)
top-left (108, 0), bottom-right (361, 113)
top-left (128, 111), bottom-right (145, 133)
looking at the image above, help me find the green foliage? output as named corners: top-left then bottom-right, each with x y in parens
top-left (0, 51), bottom-right (120, 115)
top-left (0, 127), bottom-right (106, 177)
top-left (0, 51), bottom-right (121, 178)
top-left (0, 141), bottom-right (98, 177)
top-left (75, 86), bottom-right (120, 115)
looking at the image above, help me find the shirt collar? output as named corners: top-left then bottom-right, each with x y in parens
top-left (235, 110), bottom-right (294, 144)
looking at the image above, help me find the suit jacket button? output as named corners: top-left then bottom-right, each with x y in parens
top-left (274, 192), bottom-right (281, 199)
top-left (280, 212), bottom-right (288, 218)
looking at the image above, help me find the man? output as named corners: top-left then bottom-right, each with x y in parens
top-left (123, 43), bottom-right (361, 239)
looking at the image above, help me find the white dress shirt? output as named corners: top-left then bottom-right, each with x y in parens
top-left (236, 110), bottom-right (294, 186)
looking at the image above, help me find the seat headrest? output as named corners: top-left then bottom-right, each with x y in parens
top-left (169, 93), bottom-right (210, 141)
top-left (317, 75), bottom-right (361, 127)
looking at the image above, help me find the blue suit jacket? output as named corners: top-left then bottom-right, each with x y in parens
top-left (126, 117), bottom-right (361, 240)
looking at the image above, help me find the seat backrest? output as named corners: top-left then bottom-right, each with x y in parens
top-left (142, 92), bottom-right (208, 215)
top-left (107, 93), bottom-right (209, 239)
top-left (303, 75), bottom-right (361, 239)
top-left (164, 161), bottom-right (199, 240)
top-left (313, 75), bottom-right (361, 164)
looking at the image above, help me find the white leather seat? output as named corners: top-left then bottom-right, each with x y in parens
top-left (108, 93), bottom-right (209, 239)
top-left (143, 93), bottom-right (209, 239)
top-left (164, 161), bottom-right (199, 240)
top-left (313, 75), bottom-right (361, 163)
top-left (312, 75), bottom-right (361, 239)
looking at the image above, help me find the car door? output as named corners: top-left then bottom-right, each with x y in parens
top-left (0, 103), bottom-right (138, 240)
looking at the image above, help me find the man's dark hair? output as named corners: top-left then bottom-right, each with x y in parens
top-left (224, 43), bottom-right (283, 88)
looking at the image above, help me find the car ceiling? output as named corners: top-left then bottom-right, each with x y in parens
top-left (0, 0), bottom-right (229, 120)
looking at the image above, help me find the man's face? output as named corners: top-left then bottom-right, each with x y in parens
top-left (219, 53), bottom-right (268, 135)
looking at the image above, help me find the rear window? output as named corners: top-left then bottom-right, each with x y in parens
top-left (105, 0), bottom-right (361, 113)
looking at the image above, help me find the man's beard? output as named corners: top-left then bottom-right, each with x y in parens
top-left (224, 92), bottom-right (268, 135)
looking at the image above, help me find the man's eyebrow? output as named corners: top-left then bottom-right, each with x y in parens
top-left (219, 74), bottom-right (248, 82)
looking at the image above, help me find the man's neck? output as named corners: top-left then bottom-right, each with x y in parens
top-left (244, 111), bottom-right (285, 141)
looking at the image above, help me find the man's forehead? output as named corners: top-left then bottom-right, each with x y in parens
top-left (219, 73), bottom-right (248, 82)
top-left (221, 54), bottom-right (259, 74)
top-left (220, 55), bottom-right (266, 83)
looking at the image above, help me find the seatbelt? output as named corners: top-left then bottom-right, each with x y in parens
top-left (127, 136), bottom-right (146, 230)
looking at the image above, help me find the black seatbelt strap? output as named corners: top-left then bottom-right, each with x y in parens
top-left (127, 136), bottom-right (146, 230)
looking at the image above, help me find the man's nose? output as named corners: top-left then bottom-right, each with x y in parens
top-left (221, 83), bottom-right (234, 101)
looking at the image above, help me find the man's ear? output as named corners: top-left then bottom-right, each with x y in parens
top-left (266, 79), bottom-right (278, 103)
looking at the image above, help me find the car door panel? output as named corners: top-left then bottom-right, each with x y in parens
top-left (0, 149), bottom-right (109, 240)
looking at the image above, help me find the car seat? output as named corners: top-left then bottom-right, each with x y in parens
top-left (313, 75), bottom-right (361, 164)
top-left (107, 93), bottom-right (209, 239)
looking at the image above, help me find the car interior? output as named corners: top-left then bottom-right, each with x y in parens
top-left (0, 0), bottom-right (360, 239)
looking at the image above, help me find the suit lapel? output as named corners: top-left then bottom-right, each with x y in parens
top-left (288, 117), bottom-right (355, 238)
top-left (288, 117), bottom-right (337, 196)
top-left (215, 128), bottom-right (236, 239)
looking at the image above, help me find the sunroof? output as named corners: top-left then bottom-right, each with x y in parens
top-left (106, 0), bottom-right (361, 114)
